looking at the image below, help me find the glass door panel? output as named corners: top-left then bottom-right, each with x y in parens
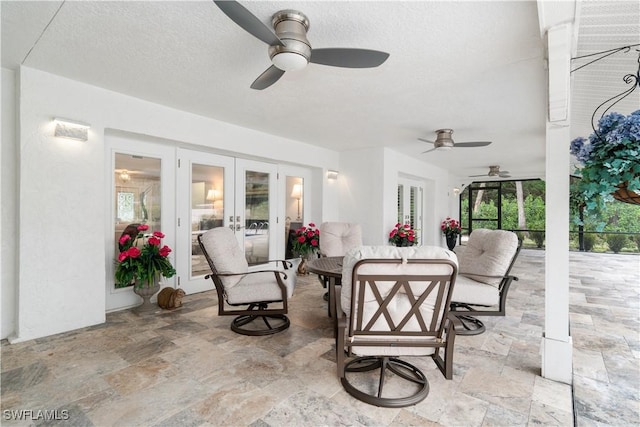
top-left (177, 149), bottom-right (234, 294)
top-left (398, 178), bottom-right (424, 244)
top-left (236, 159), bottom-right (277, 267)
top-left (190, 164), bottom-right (225, 277)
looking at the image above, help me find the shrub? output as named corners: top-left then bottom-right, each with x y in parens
top-left (582, 233), bottom-right (596, 251)
top-left (634, 234), bottom-right (640, 251)
top-left (605, 233), bottom-right (627, 253)
top-left (530, 231), bottom-right (545, 248)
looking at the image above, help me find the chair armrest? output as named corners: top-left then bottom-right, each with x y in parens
top-left (447, 311), bottom-right (464, 331)
top-left (460, 272), bottom-right (519, 282)
top-left (214, 270), bottom-right (288, 279)
top-left (459, 271), bottom-right (506, 279)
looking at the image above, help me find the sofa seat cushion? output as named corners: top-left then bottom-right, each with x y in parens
top-left (226, 271), bottom-right (293, 305)
top-left (451, 274), bottom-right (499, 307)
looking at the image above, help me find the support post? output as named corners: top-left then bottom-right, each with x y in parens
top-left (542, 23), bottom-right (573, 384)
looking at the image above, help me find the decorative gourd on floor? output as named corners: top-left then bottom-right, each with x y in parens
top-left (157, 287), bottom-right (186, 310)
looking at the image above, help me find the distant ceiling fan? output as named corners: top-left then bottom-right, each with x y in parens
top-left (214, 1), bottom-right (390, 90)
top-left (470, 165), bottom-right (511, 178)
top-left (418, 129), bottom-right (492, 154)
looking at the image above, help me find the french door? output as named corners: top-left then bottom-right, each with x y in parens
top-left (176, 149), bottom-right (278, 294)
top-left (106, 137), bottom-right (176, 312)
top-left (398, 178), bottom-right (424, 244)
top-left (107, 142), bottom-right (290, 309)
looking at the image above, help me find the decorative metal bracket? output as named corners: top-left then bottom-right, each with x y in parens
top-left (570, 44), bottom-right (640, 137)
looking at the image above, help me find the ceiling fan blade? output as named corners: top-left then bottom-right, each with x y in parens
top-left (310, 48), bottom-right (389, 68)
top-left (417, 137), bottom-right (435, 144)
top-left (421, 147), bottom-right (438, 154)
top-left (469, 174), bottom-right (488, 177)
top-left (214, 1), bottom-right (284, 47)
top-left (454, 141), bottom-right (493, 148)
top-left (250, 65), bottom-right (285, 90)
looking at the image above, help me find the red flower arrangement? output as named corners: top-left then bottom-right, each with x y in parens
top-left (292, 222), bottom-right (320, 256)
top-left (389, 223), bottom-right (418, 247)
top-left (441, 217), bottom-right (462, 237)
top-left (115, 224), bottom-right (176, 289)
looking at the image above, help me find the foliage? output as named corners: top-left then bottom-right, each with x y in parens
top-left (529, 231), bottom-right (545, 248)
top-left (604, 233), bottom-right (628, 253)
top-left (389, 223), bottom-right (418, 246)
top-left (115, 224), bottom-right (176, 288)
top-left (582, 233), bottom-right (597, 251)
top-left (441, 217), bottom-right (462, 237)
top-left (570, 110), bottom-right (640, 224)
top-left (291, 223), bottom-right (320, 255)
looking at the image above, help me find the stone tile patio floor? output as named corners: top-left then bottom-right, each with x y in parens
top-left (1, 249), bottom-right (638, 426)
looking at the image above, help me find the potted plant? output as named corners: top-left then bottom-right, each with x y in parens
top-left (388, 223), bottom-right (418, 247)
top-left (441, 217), bottom-right (461, 250)
top-left (115, 224), bottom-right (176, 310)
top-left (570, 109), bottom-right (640, 225)
top-left (291, 222), bottom-right (320, 274)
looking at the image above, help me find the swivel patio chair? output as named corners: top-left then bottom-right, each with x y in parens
top-left (336, 245), bottom-right (459, 407)
top-left (449, 229), bottom-right (522, 335)
top-left (198, 227), bottom-right (296, 336)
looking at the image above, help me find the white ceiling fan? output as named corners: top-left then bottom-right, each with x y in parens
top-left (214, 1), bottom-right (390, 90)
top-left (469, 165), bottom-right (511, 178)
top-left (418, 129), bottom-right (492, 154)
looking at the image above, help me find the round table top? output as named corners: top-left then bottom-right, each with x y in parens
top-left (306, 256), bottom-right (343, 278)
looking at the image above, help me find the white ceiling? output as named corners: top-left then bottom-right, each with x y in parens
top-left (2, 1), bottom-right (639, 181)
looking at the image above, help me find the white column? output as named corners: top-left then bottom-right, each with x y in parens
top-left (542, 23), bottom-right (573, 384)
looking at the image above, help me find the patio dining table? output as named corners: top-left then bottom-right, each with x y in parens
top-left (305, 256), bottom-right (343, 321)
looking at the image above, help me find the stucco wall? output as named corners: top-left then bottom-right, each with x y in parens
top-left (2, 68), bottom-right (18, 339)
top-left (339, 147), bottom-right (454, 247)
top-left (8, 66), bottom-right (340, 342)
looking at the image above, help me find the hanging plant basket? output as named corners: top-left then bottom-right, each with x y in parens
top-left (612, 182), bottom-right (640, 205)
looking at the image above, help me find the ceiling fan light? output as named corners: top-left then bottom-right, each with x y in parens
top-left (271, 51), bottom-right (308, 71)
top-left (437, 145), bottom-right (453, 151)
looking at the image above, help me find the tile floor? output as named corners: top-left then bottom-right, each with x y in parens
top-left (1, 249), bottom-right (638, 426)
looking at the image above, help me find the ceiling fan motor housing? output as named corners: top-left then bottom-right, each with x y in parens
top-left (435, 128), bottom-right (455, 149)
top-left (488, 166), bottom-right (500, 176)
top-left (269, 10), bottom-right (312, 70)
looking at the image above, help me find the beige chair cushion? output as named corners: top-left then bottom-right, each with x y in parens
top-left (226, 271), bottom-right (293, 305)
top-left (457, 229), bottom-right (518, 287)
top-left (451, 275), bottom-right (499, 306)
top-left (319, 222), bottom-right (363, 257)
top-left (341, 245), bottom-right (457, 356)
top-left (199, 227), bottom-right (248, 288)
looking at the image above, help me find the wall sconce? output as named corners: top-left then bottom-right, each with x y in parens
top-left (53, 117), bottom-right (90, 141)
top-left (327, 170), bottom-right (339, 180)
top-left (453, 187), bottom-right (461, 196)
top-left (291, 183), bottom-right (303, 220)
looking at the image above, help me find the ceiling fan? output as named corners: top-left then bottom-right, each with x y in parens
top-left (470, 165), bottom-right (511, 178)
top-left (418, 129), bottom-right (492, 154)
top-left (214, 1), bottom-right (390, 90)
